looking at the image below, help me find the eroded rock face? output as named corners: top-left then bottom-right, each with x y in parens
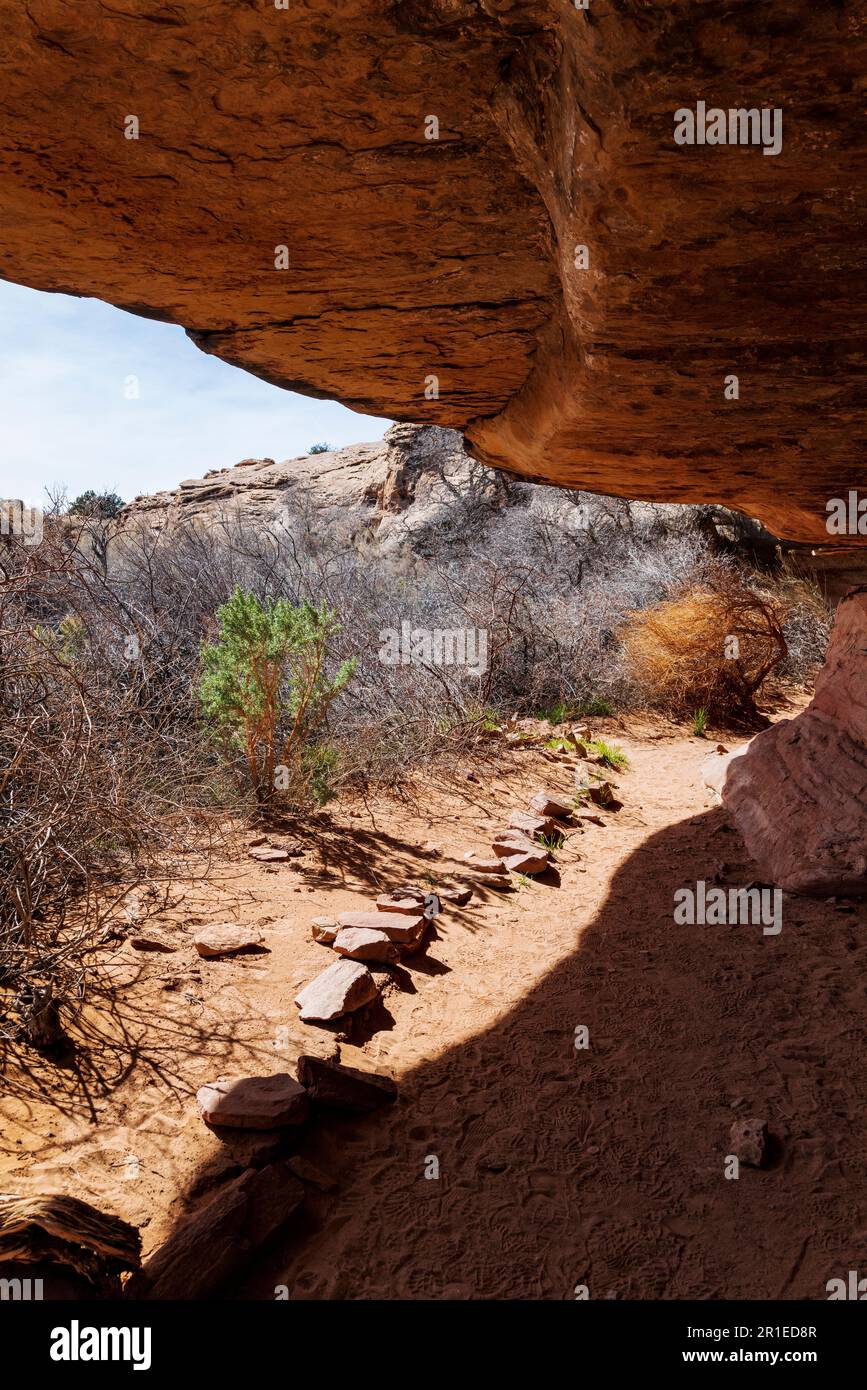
top-left (720, 589), bottom-right (867, 896)
top-left (0, 2), bottom-right (863, 541)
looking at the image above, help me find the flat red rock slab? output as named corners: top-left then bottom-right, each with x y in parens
top-left (294, 958), bottom-right (379, 1021)
top-left (131, 1162), bottom-right (305, 1300)
top-left (194, 924), bottom-right (264, 958)
top-left (502, 850), bottom-right (550, 875)
top-left (376, 893), bottom-right (426, 915)
top-left (196, 1074), bottom-right (308, 1129)
top-left (508, 811), bottom-right (556, 838)
top-left (332, 927), bottom-right (397, 962)
top-left (297, 1055), bottom-right (397, 1113)
top-left (455, 871), bottom-right (513, 891)
top-left (462, 851), bottom-right (508, 875)
top-left (528, 790), bottom-right (573, 820)
top-left (491, 828), bottom-right (536, 856)
top-left (338, 910), bottom-right (424, 943)
top-left (439, 885), bottom-right (473, 906)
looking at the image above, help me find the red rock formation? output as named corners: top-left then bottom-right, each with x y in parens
top-left (0, 1), bottom-right (864, 541)
top-left (720, 588), bottom-right (867, 895)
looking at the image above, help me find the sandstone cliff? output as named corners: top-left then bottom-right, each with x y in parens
top-left (119, 422), bottom-right (778, 563)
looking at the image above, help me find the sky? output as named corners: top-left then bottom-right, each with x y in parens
top-left (0, 279), bottom-right (391, 509)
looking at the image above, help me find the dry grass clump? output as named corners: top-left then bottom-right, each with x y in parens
top-left (619, 571), bottom-right (788, 727)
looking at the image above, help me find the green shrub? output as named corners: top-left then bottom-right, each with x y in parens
top-left (199, 587), bottom-right (355, 806)
top-left (577, 695), bottom-right (614, 717)
top-left (68, 490), bottom-right (124, 518)
top-left (586, 738), bottom-right (629, 771)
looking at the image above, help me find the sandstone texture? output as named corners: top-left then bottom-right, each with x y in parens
top-left (310, 917), bottom-right (339, 946)
top-left (331, 927), bottom-right (398, 962)
top-left (294, 958), bottom-right (379, 1021)
top-left (529, 791), bottom-right (573, 821)
top-left (0, 3), bottom-right (864, 541)
top-left (296, 1055), bottom-right (398, 1113)
top-left (720, 589), bottom-right (867, 895)
top-left (196, 1074), bottom-right (308, 1129)
top-left (133, 1162), bottom-right (305, 1300)
top-left (508, 811), bottom-right (557, 839)
top-left (193, 924), bottom-right (264, 958)
top-left (337, 910), bottom-right (424, 943)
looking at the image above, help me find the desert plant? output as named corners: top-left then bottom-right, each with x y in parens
top-left (198, 587), bottom-right (356, 806)
top-left (692, 707), bottom-right (708, 737)
top-left (619, 568), bottom-right (788, 726)
top-left (586, 738), bottom-right (629, 771)
top-left (577, 695), bottom-right (614, 717)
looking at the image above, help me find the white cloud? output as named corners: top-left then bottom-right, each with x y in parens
top-left (0, 280), bottom-right (391, 507)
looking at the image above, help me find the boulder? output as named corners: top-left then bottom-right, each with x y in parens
top-left (294, 959), bottom-right (379, 1021)
top-left (720, 590), bottom-right (867, 895)
top-left (196, 1074), bottom-right (308, 1129)
top-left (297, 1055), bottom-right (398, 1113)
top-left (193, 924), bottom-right (264, 958)
top-left (248, 848), bottom-right (290, 863)
top-left (332, 927), bottom-right (398, 962)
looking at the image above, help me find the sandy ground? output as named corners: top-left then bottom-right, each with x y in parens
top-left (3, 710), bottom-right (867, 1300)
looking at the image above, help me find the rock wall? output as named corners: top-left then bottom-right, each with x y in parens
top-left (117, 422), bottom-right (789, 568)
top-left (720, 589), bottom-right (867, 895)
top-left (0, 1), bottom-right (864, 541)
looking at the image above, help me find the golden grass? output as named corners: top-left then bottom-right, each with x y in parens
top-left (620, 576), bottom-right (787, 726)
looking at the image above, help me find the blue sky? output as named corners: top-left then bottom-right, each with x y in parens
top-left (0, 279), bottom-right (390, 508)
